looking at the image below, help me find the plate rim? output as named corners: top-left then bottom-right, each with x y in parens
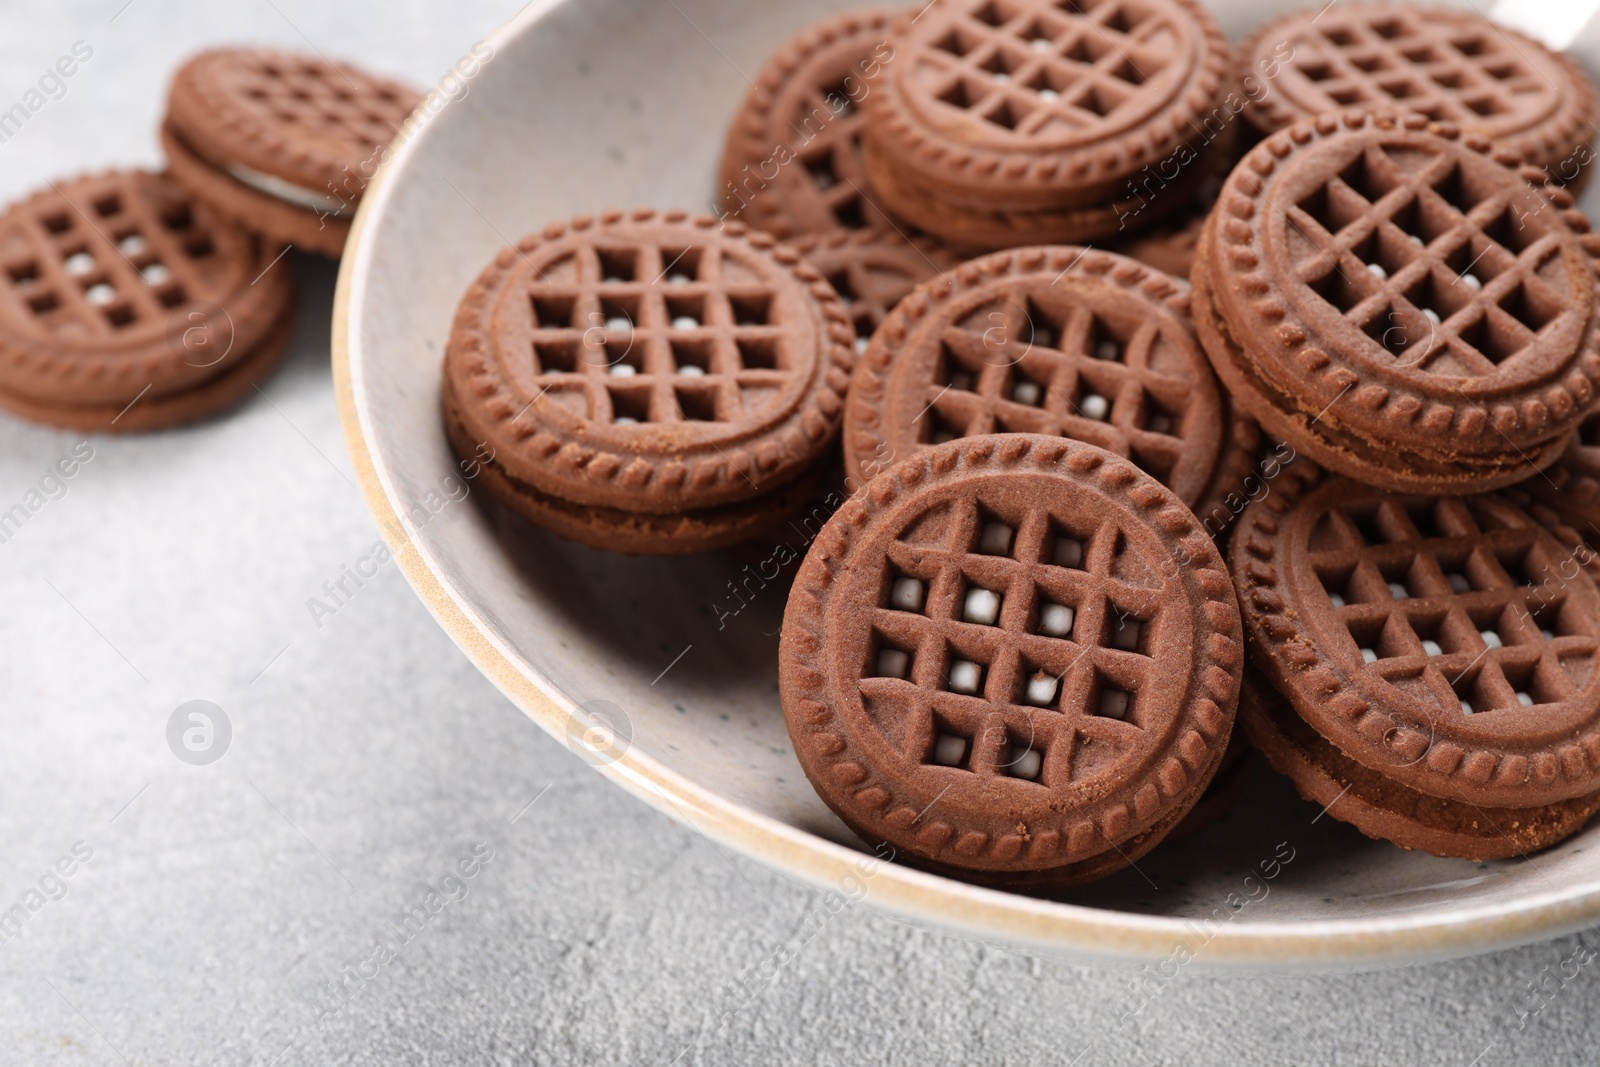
top-left (330, 0), bottom-right (1600, 970)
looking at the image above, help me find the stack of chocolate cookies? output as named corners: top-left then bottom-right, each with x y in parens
top-left (0, 48), bottom-right (417, 432)
top-left (442, 0), bottom-right (1600, 888)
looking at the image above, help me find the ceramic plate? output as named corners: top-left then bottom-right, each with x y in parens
top-left (334, 0), bottom-right (1600, 969)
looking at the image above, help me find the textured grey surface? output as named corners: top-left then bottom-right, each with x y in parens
top-left (1, 1), bottom-right (1600, 1064)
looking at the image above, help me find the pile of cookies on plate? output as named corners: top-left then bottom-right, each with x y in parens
top-left (444, 0), bottom-right (1600, 890)
top-left (0, 49), bottom-right (417, 431)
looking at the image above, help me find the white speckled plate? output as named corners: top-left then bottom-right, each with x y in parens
top-left (334, 0), bottom-right (1600, 970)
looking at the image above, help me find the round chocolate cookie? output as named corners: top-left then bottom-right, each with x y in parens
top-left (1165, 730), bottom-right (1251, 843)
top-left (163, 48), bottom-right (421, 257)
top-left (1192, 111), bottom-right (1600, 495)
top-left (790, 228), bottom-right (957, 357)
top-left (1238, 4), bottom-right (1600, 192)
top-left (779, 434), bottom-right (1243, 888)
top-left (859, 0), bottom-right (1235, 249)
top-left (442, 209), bottom-right (856, 554)
top-left (0, 170), bottom-right (295, 433)
top-left (1233, 474), bottom-right (1600, 812)
top-left (720, 9), bottom-right (903, 239)
top-left (1239, 672), bottom-right (1600, 860)
top-left (441, 373), bottom-right (836, 555)
top-left (844, 246), bottom-right (1259, 539)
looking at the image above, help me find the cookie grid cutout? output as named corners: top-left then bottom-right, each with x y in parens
top-left (859, 0), bottom-right (1234, 246)
top-left (1238, 4), bottom-right (1600, 189)
top-left (790, 228), bottom-right (957, 356)
top-left (844, 245), bottom-right (1258, 536)
top-left (1233, 474), bottom-right (1600, 812)
top-left (720, 8), bottom-right (903, 240)
top-left (1191, 111), bottom-right (1600, 495)
top-left (443, 210), bottom-right (856, 551)
top-left (0, 170), bottom-right (294, 432)
top-left (164, 48), bottom-right (421, 256)
top-left (779, 434), bottom-right (1242, 886)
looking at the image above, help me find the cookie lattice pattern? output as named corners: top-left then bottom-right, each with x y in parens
top-left (919, 0), bottom-right (1176, 137)
top-left (922, 285), bottom-right (1193, 484)
top-left (860, 492), bottom-right (1166, 786)
top-left (788, 80), bottom-right (876, 230)
top-left (1283, 9), bottom-right (1557, 130)
top-left (1309, 496), bottom-right (1598, 716)
top-left (822, 255), bottom-right (929, 349)
top-left (1286, 142), bottom-right (1576, 377)
top-left (526, 240), bottom-right (797, 425)
top-left (234, 54), bottom-right (414, 157)
top-left (2, 180), bottom-right (222, 338)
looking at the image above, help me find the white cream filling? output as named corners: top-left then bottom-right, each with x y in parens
top-left (223, 160), bottom-right (353, 217)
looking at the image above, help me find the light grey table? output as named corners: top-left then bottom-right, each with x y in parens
top-left (1, 2), bottom-right (1597, 1064)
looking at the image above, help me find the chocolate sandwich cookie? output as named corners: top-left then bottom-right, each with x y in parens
top-left (779, 434), bottom-right (1243, 888)
top-left (1165, 731), bottom-right (1250, 843)
top-left (720, 9), bottom-right (903, 240)
top-left (1192, 111), bottom-right (1600, 495)
top-left (790, 228), bottom-right (957, 357)
top-left (0, 170), bottom-right (294, 432)
top-left (442, 209), bottom-right (856, 555)
top-left (1238, 4), bottom-right (1600, 192)
top-left (1240, 673), bottom-right (1600, 860)
top-left (1232, 474), bottom-right (1600, 856)
top-left (858, 0), bottom-right (1235, 249)
top-left (844, 246), bottom-right (1260, 539)
top-left (163, 48), bottom-right (421, 257)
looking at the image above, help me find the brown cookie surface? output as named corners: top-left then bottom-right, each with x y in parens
top-left (720, 9), bottom-right (903, 239)
top-left (790, 228), bottom-right (956, 357)
top-left (844, 246), bottom-right (1257, 528)
top-left (858, 0), bottom-right (1233, 247)
top-left (861, 130), bottom-right (1228, 248)
top-left (780, 434), bottom-right (1242, 884)
top-left (442, 373), bottom-right (836, 555)
top-left (1192, 111), bottom-right (1600, 494)
top-left (442, 210), bottom-right (855, 536)
top-left (161, 121), bottom-right (350, 257)
top-left (164, 48), bottom-right (420, 254)
top-left (1239, 4), bottom-right (1599, 188)
top-left (1239, 674), bottom-right (1600, 861)
top-left (1232, 473), bottom-right (1600, 810)
top-left (0, 169), bottom-right (295, 431)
